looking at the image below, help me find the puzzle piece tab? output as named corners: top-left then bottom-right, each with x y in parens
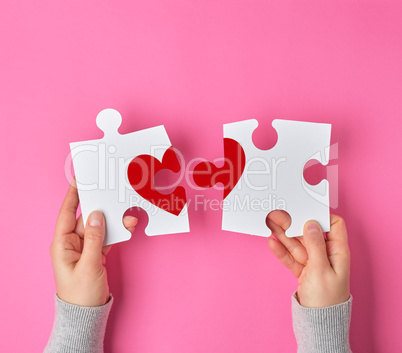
top-left (70, 109), bottom-right (190, 245)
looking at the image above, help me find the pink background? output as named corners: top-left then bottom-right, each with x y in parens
top-left (1, 1), bottom-right (401, 352)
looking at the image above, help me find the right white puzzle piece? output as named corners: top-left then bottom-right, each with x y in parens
top-left (223, 119), bottom-right (331, 237)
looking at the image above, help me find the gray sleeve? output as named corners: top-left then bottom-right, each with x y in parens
top-left (292, 292), bottom-right (352, 353)
top-left (44, 294), bottom-right (113, 353)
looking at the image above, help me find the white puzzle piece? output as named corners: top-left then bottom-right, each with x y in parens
top-left (222, 119), bottom-right (331, 237)
top-left (70, 109), bottom-right (190, 245)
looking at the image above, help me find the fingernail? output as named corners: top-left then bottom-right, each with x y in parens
top-left (306, 221), bottom-right (321, 233)
top-left (89, 211), bottom-right (103, 227)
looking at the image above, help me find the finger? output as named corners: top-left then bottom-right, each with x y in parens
top-left (326, 215), bottom-right (350, 274)
top-left (55, 179), bottom-right (79, 236)
top-left (267, 210), bottom-right (292, 230)
top-left (303, 220), bottom-right (330, 268)
top-left (102, 245), bottom-right (112, 256)
top-left (327, 215), bottom-right (349, 245)
top-left (101, 253), bottom-right (107, 266)
top-left (81, 211), bottom-right (105, 265)
top-left (268, 236), bottom-right (304, 277)
top-left (296, 236), bottom-right (306, 248)
top-left (123, 216), bottom-right (138, 234)
top-left (75, 214), bottom-right (84, 238)
top-left (267, 218), bottom-right (308, 265)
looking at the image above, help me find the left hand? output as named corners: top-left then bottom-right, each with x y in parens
top-left (50, 179), bottom-right (137, 307)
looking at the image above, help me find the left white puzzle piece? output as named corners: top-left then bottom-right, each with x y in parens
top-left (70, 108), bottom-right (190, 245)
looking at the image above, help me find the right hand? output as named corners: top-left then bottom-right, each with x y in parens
top-left (267, 212), bottom-right (351, 308)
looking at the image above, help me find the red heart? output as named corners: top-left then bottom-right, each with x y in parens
top-left (193, 138), bottom-right (245, 199)
top-left (127, 147), bottom-right (187, 216)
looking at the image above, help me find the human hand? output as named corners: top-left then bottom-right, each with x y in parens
top-left (267, 212), bottom-right (350, 308)
top-left (50, 179), bottom-right (138, 307)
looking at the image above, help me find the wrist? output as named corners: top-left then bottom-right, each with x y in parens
top-left (56, 288), bottom-right (110, 307)
top-left (296, 290), bottom-right (351, 308)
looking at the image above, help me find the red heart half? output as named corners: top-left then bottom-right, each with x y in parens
top-left (127, 146), bottom-right (187, 216)
top-left (193, 138), bottom-right (246, 199)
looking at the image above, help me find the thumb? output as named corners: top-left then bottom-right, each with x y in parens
top-left (82, 211), bottom-right (105, 265)
top-left (303, 220), bottom-right (330, 268)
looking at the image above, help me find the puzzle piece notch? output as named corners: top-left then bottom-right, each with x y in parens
top-left (303, 159), bottom-right (328, 186)
top-left (193, 138), bottom-right (246, 198)
top-left (70, 108), bottom-right (190, 246)
top-left (222, 119), bottom-right (331, 237)
top-left (303, 142), bottom-right (338, 209)
top-left (250, 118), bottom-right (279, 151)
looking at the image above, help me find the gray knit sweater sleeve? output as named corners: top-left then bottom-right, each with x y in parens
top-left (292, 292), bottom-right (353, 353)
top-left (44, 292), bottom-right (351, 352)
top-left (44, 294), bottom-right (113, 353)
